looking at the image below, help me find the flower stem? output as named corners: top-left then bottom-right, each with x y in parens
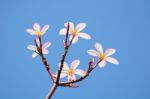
top-left (46, 83), bottom-right (57, 99)
top-left (34, 38), bottom-right (55, 82)
top-left (56, 23), bottom-right (70, 84)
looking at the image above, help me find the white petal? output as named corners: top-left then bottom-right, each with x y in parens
top-left (69, 35), bottom-right (73, 41)
top-left (87, 50), bottom-right (99, 57)
top-left (72, 36), bottom-right (79, 44)
top-left (71, 60), bottom-right (80, 69)
top-left (42, 41), bottom-right (51, 49)
top-left (27, 45), bottom-right (36, 51)
top-left (76, 23), bottom-right (86, 32)
top-left (32, 52), bottom-right (38, 58)
top-left (75, 69), bottom-right (86, 77)
top-left (106, 57), bottom-right (119, 64)
top-left (78, 33), bottom-right (91, 39)
top-left (68, 76), bottom-right (71, 81)
top-left (64, 22), bottom-right (69, 27)
top-left (72, 75), bottom-right (76, 81)
top-left (43, 49), bottom-right (48, 54)
top-left (68, 75), bottom-right (76, 81)
top-left (33, 23), bottom-right (40, 31)
top-left (36, 38), bottom-right (40, 47)
top-left (63, 62), bottom-right (69, 70)
top-left (95, 43), bottom-right (103, 54)
top-left (59, 28), bottom-right (67, 35)
top-left (41, 24), bottom-right (49, 35)
top-left (98, 60), bottom-right (106, 68)
top-left (65, 22), bottom-right (74, 30)
top-left (59, 62), bottom-right (69, 71)
top-left (60, 72), bottom-right (67, 78)
top-left (26, 29), bottom-right (36, 35)
top-left (55, 71), bottom-right (67, 78)
top-left (104, 48), bottom-right (116, 57)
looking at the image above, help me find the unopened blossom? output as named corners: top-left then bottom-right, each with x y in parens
top-left (89, 58), bottom-right (95, 68)
top-left (27, 39), bottom-right (51, 58)
top-left (59, 22), bottom-right (91, 44)
top-left (87, 43), bottom-right (119, 68)
top-left (26, 23), bottom-right (49, 37)
top-left (57, 60), bottom-right (86, 81)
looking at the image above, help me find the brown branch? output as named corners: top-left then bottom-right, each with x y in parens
top-left (64, 23), bottom-right (70, 46)
top-left (34, 23), bottom-right (100, 99)
top-left (34, 38), bottom-right (55, 82)
top-left (59, 60), bottom-right (101, 86)
top-left (40, 53), bottom-right (55, 82)
top-left (45, 83), bottom-right (57, 99)
top-left (56, 23), bottom-right (70, 84)
top-left (60, 84), bottom-right (79, 88)
top-left (46, 23), bottom-right (71, 99)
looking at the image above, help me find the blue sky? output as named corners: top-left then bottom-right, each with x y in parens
top-left (0, 0), bottom-right (150, 99)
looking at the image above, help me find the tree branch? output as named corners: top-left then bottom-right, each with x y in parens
top-left (56, 23), bottom-right (70, 84)
top-left (59, 60), bottom-right (101, 86)
top-left (46, 23), bottom-right (71, 99)
top-left (34, 38), bottom-right (55, 82)
top-left (35, 23), bottom-right (99, 99)
top-left (45, 83), bottom-right (57, 99)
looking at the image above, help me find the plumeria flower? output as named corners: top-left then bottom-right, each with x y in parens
top-left (57, 60), bottom-right (86, 81)
top-left (59, 22), bottom-right (91, 44)
top-left (87, 43), bottom-right (119, 68)
top-left (26, 23), bottom-right (49, 37)
top-left (27, 39), bottom-right (51, 58)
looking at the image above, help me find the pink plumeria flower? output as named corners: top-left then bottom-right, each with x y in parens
top-left (59, 22), bottom-right (91, 44)
top-left (27, 39), bottom-right (51, 58)
top-left (57, 60), bottom-right (86, 81)
top-left (87, 43), bottom-right (119, 68)
top-left (26, 23), bottom-right (49, 37)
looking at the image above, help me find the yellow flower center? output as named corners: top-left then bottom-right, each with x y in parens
top-left (71, 29), bottom-right (78, 35)
top-left (67, 69), bottom-right (75, 76)
top-left (99, 54), bottom-right (107, 61)
top-left (36, 31), bottom-right (41, 37)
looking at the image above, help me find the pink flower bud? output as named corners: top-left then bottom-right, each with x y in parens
top-left (89, 58), bottom-right (95, 68)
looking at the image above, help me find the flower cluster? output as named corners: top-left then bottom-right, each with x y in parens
top-left (26, 22), bottom-right (119, 98)
top-left (26, 23), bottom-right (51, 58)
top-left (26, 22), bottom-right (119, 81)
top-left (27, 38), bottom-right (51, 58)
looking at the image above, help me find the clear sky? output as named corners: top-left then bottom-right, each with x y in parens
top-left (0, 0), bottom-right (150, 99)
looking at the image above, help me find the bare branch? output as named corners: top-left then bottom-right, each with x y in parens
top-left (56, 23), bottom-right (70, 84)
top-left (46, 83), bottom-right (57, 99)
top-left (46, 23), bottom-right (73, 99)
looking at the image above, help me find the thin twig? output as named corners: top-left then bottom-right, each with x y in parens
top-left (64, 23), bottom-right (70, 47)
top-left (56, 23), bottom-right (70, 84)
top-left (46, 23), bottom-right (71, 99)
top-left (37, 23), bottom-right (101, 99)
top-left (59, 60), bottom-right (101, 86)
top-left (34, 38), bottom-right (55, 82)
